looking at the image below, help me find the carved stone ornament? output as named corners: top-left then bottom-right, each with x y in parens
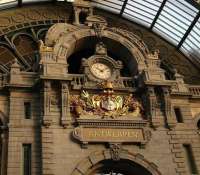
top-left (85, 15), bottom-right (107, 28)
top-left (50, 95), bottom-right (59, 106)
top-left (70, 82), bottom-right (144, 119)
top-left (109, 143), bottom-right (122, 161)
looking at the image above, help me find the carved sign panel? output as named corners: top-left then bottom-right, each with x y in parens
top-left (73, 127), bottom-right (145, 143)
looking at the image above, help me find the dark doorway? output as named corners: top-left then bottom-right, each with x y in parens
top-left (87, 159), bottom-right (152, 175)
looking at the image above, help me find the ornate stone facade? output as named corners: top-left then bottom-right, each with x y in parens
top-left (0, 2), bottom-right (199, 175)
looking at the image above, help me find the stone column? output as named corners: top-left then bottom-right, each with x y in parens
top-left (73, 7), bottom-right (81, 25)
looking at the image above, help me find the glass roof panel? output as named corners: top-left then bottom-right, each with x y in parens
top-left (23, 0), bottom-right (50, 2)
top-left (123, 0), bottom-right (163, 27)
top-left (0, 0), bottom-right (16, 4)
top-left (181, 17), bottom-right (200, 60)
top-left (0, 0), bottom-right (17, 9)
top-left (153, 0), bottom-right (198, 45)
top-left (153, 26), bottom-right (180, 45)
top-left (91, 0), bottom-right (124, 14)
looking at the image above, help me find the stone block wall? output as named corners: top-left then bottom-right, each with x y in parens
top-left (7, 91), bottom-right (41, 175)
top-left (48, 127), bottom-right (177, 175)
top-left (169, 98), bottom-right (200, 175)
top-left (3, 89), bottom-right (200, 175)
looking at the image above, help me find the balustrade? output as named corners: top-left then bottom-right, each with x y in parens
top-left (188, 86), bottom-right (200, 96)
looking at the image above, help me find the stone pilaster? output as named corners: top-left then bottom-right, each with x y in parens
top-left (41, 127), bottom-right (54, 175)
top-left (147, 86), bottom-right (161, 128)
top-left (1, 128), bottom-right (8, 175)
top-left (162, 87), bottom-right (176, 128)
top-left (43, 80), bottom-right (52, 127)
top-left (61, 82), bottom-right (70, 127)
top-left (41, 80), bottom-right (54, 175)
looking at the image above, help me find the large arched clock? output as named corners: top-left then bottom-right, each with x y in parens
top-left (81, 42), bottom-right (123, 82)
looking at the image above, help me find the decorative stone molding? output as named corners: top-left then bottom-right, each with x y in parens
top-left (71, 150), bottom-right (162, 175)
top-left (49, 27), bottom-right (148, 72)
top-left (0, 5), bottom-right (69, 36)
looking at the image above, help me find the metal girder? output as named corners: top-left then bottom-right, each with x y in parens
top-left (150, 0), bottom-right (167, 30)
top-left (177, 11), bottom-right (200, 49)
top-left (119, 0), bottom-right (128, 17)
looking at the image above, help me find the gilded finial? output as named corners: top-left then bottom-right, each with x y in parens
top-left (38, 40), bottom-right (53, 52)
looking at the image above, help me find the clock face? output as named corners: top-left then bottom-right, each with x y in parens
top-left (90, 63), bottom-right (112, 80)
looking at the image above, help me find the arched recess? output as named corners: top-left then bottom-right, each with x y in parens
top-left (71, 150), bottom-right (162, 175)
top-left (67, 36), bottom-right (137, 76)
top-left (0, 111), bottom-right (8, 175)
top-left (51, 28), bottom-right (149, 74)
top-left (11, 33), bottom-right (39, 71)
top-left (0, 43), bottom-right (17, 74)
top-left (37, 28), bottom-right (49, 41)
top-left (194, 113), bottom-right (200, 130)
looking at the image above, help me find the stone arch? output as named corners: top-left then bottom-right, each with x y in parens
top-left (0, 42), bottom-right (17, 72)
top-left (194, 113), bottom-right (200, 129)
top-left (0, 111), bottom-right (8, 126)
top-left (11, 32), bottom-right (37, 44)
top-left (11, 32), bottom-right (39, 70)
top-left (71, 150), bottom-right (162, 175)
top-left (52, 28), bottom-right (149, 73)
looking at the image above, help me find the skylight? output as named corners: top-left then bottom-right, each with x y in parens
top-left (181, 17), bottom-right (200, 60)
top-left (91, 0), bottom-right (124, 14)
top-left (153, 0), bottom-right (198, 45)
top-left (123, 0), bottom-right (163, 27)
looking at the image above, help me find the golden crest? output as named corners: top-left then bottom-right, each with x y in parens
top-left (70, 84), bottom-right (144, 119)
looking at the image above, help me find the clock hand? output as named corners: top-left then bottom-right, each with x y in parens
top-left (102, 67), bottom-right (109, 72)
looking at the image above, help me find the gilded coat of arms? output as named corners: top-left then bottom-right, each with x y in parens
top-left (70, 82), bottom-right (144, 119)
